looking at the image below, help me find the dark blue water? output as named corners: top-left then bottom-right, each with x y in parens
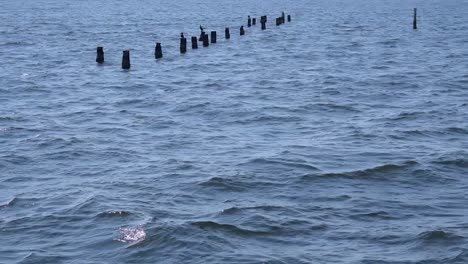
top-left (1, 0), bottom-right (468, 263)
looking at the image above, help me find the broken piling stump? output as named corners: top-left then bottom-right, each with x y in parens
top-left (211, 31), bottom-right (217, 43)
top-left (96, 47), bottom-right (104, 64)
top-left (191, 36), bottom-right (198, 49)
top-left (155, 43), bottom-right (163, 59)
top-left (122, 50), bottom-right (130, 69)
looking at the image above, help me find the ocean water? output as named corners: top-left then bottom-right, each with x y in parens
top-left (1, 0), bottom-right (468, 263)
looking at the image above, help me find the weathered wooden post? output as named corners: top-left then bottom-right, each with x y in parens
top-left (281, 12), bottom-right (285, 24)
top-left (155, 43), bottom-right (163, 59)
top-left (276, 17), bottom-right (281, 26)
top-left (248, 16), bottom-right (252, 27)
top-left (240, 25), bottom-right (245, 35)
top-left (413, 8), bottom-right (417, 29)
top-left (225, 27), bottom-right (230, 39)
top-left (191, 36), bottom-right (198, 49)
top-left (211, 31), bottom-right (217, 43)
top-left (199, 31), bottom-right (205, 41)
top-left (203, 34), bottom-right (209, 47)
top-left (180, 33), bottom-right (187, 54)
top-left (261, 16), bottom-right (267, 30)
top-left (252, 18), bottom-right (256, 25)
top-left (122, 50), bottom-right (130, 69)
top-left (287, 15), bottom-right (291, 22)
top-left (96, 47), bottom-right (104, 63)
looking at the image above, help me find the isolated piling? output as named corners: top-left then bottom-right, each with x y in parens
top-left (203, 34), bottom-right (209, 47)
top-left (252, 18), bottom-right (256, 25)
top-left (288, 15), bottom-right (291, 22)
top-left (122, 50), bottom-right (130, 69)
top-left (191, 36), bottom-right (198, 49)
top-left (413, 8), bottom-right (417, 29)
top-left (225, 27), bottom-right (231, 39)
top-left (96, 47), bottom-right (104, 63)
top-left (180, 38), bottom-right (187, 54)
top-left (155, 43), bottom-right (163, 59)
top-left (211, 31), bottom-right (217, 43)
top-left (248, 16), bottom-right (252, 27)
top-left (240, 25), bottom-right (245, 36)
top-left (276, 17), bottom-right (281, 26)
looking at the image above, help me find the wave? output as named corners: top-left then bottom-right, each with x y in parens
top-left (220, 205), bottom-right (287, 215)
top-left (96, 210), bottom-right (132, 218)
top-left (191, 221), bottom-right (272, 236)
top-left (198, 177), bottom-right (249, 191)
top-left (307, 102), bottom-right (361, 113)
top-left (0, 197), bottom-right (17, 208)
top-left (1, 154), bottom-right (33, 165)
top-left (446, 127), bottom-right (468, 134)
top-left (0, 41), bottom-right (35, 47)
top-left (350, 211), bottom-right (396, 221)
top-left (433, 158), bottom-right (468, 168)
top-left (301, 161), bottom-right (418, 181)
top-left (242, 158), bottom-right (319, 171)
top-left (417, 230), bottom-right (465, 245)
top-left (18, 253), bottom-right (68, 264)
top-left (385, 111), bottom-right (426, 121)
top-left (198, 176), bottom-right (282, 192)
top-left (232, 114), bottom-right (304, 125)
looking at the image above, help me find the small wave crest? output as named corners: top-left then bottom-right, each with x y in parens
top-left (418, 230), bottom-right (464, 243)
top-left (301, 161), bottom-right (418, 181)
top-left (350, 211), bottom-right (396, 221)
top-left (0, 197), bottom-right (17, 208)
top-left (97, 210), bottom-right (131, 218)
top-left (199, 176), bottom-right (282, 192)
top-left (242, 158), bottom-right (319, 171)
top-left (191, 221), bottom-right (271, 236)
top-left (221, 205), bottom-right (286, 215)
top-left (433, 158), bottom-right (468, 168)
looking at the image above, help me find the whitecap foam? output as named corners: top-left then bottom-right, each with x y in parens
top-left (116, 226), bottom-right (146, 243)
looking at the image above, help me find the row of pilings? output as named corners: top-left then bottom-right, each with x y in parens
top-left (96, 8), bottom-right (420, 69)
top-left (95, 12), bottom-right (292, 69)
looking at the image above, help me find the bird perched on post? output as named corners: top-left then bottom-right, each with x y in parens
top-left (181, 32), bottom-right (185, 38)
top-left (200, 25), bottom-right (204, 32)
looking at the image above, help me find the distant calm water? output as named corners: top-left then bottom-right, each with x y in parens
top-left (1, 0), bottom-right (467, 263)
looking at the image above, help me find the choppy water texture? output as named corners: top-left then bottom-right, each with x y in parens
top-left (1, 0), bottom-right (468, 263)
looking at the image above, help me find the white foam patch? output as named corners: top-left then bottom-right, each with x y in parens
top-left (116, 226), bottom-right (146, 243)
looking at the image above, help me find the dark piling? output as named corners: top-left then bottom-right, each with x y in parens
top-left (191, 36), bottom-right (198, 49)
top-left (225, 27), bottom-right (230, 39)
top-left (211, 31), bottom-right (217, 43)
top-left (122, 50), bottom-right (130, 69)
top-left (96, 47), bottom-right (104, 63)
top-left (288, 15), bottom-right (291, 22)
top-left (248, 16), bottom-right (252, 27)
top-left (199, 31), bottom-right (205, 41)
top-left (203, 34), bottom-right (209, 47)
top-left (155, 43), bottom-right (163, 59)
top-left (180, 34), bottom-right (187, 54)
top-left (413, 8), bottom-right (417, 30)
top-left (240, 25), bottom-right (245, 36)
top-left (261, 16), bottom-right (267, 30)
top-left (252, 18), bottom-right (256, 25)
